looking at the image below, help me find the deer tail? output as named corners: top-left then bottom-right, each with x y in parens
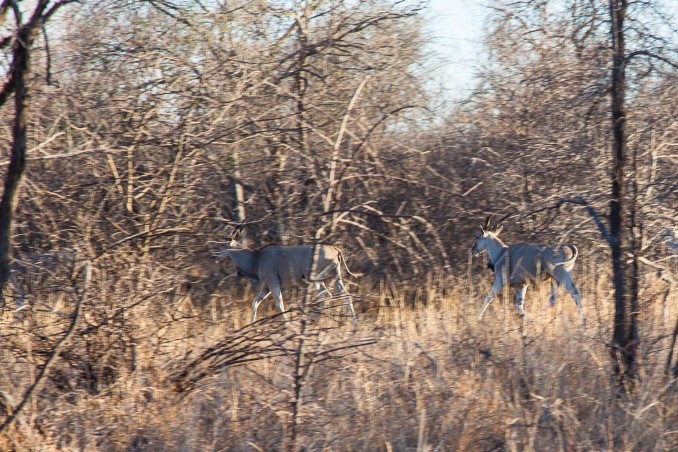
top-left (336, 248), bottom-right (359, 278)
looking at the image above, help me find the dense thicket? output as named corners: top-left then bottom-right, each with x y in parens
top-left (0, 0), bottom-right (676, 448)
top-left (3, 0), bottom-right (675, 290)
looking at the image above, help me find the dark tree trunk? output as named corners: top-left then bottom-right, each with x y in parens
top-left (0, 25), bottom-right (33, 306)
top-left (0, 1), bottom-right (72, 305)
top-left (608, 0), bottom-right (638, 389)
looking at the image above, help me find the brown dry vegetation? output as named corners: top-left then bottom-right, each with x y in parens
top-left (0, 266), bottom-right (676, 451)
top-left (0, 0), bottom-right (676, 450)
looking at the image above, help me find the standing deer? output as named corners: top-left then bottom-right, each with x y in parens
top-left (471, 216), bottom-right (583, 319)
top-left (213, 227), bottom-right (357, 323)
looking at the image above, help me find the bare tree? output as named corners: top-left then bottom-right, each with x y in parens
top-left (607, 0), bottom-right (638, 387)
top-left (605, 0), bottom-right (677, 387)
top-left (0, 0), bottom-right (78, 305)
top-left (447, 0), bottom-right (677, 390)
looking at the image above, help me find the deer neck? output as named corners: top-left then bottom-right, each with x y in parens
top-left (228, 249), bottom-right (258, 277)
top-left (486, 237), bottom-right (508, 266)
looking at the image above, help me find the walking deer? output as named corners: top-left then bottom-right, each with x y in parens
top-left (472, 216), bottom-right (583, 319)
top-left (213, 227), bottom-right (356, 323)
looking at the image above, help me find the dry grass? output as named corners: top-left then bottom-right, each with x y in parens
top-left (0, 268), bottom-right (676, 451)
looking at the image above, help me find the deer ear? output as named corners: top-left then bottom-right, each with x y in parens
top-left (480, 225), bottom-right (486, 234)
top-left (494, 225), bottom-right (503, 235)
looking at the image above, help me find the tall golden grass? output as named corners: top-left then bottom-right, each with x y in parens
top-left (0, 266), bottom-right (676, 451)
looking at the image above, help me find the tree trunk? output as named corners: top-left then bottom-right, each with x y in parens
top-left (231, 149), bottom-right (247, 223)
top-left (608, 0), bottom-right (638, 389)
top-left (0, 26), bottom-right (33, 306)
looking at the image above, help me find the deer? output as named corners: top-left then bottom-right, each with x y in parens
top-left (213, 226), bottom-right (357, 323)
top-left (471, 215), bottom-right (583, 320)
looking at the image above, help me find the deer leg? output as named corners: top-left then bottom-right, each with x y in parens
top-left (251, 287), bottom-right (271, 323)
top-left (554, 268), bottom-right (582, 308)
top-left (566, 278), bottom-right (582, 308)
top-left (565, 275), bottom-right (583, 321)
top-left (478, 278), bottom-right (504, 320)
top-left (270, 284), bottom-right (288, 320)
top-left (548, 281), bottom-right (558, 306)
top-left (335, 275), bottom-right (357, 323)
top-left (554, 268), bottom-right (584, 321)
top-left (315, 281), bottom-right (332, 298)
top-left (312, 281), bottom-right (331, 317)
top-left (515, 284), bottom-right (528, 316)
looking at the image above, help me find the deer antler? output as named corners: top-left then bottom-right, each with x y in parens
top-left (493, 211), bottom-right (516, 230)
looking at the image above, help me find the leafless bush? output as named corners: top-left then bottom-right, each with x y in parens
top-left (0, 0), bottom-right (676, 448)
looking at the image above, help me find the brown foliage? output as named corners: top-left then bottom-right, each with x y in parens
top-left (0, 0), bottom-right (676, 448)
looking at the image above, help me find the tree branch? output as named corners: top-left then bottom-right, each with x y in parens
top-left (319, 208), bottom-right (419, 220)
top-left (559, 197), bottom-right (612, 245)
top-left (625, 50), bottom-right (678, 69)
top-left (0, 66), bottom-right (16, 108)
